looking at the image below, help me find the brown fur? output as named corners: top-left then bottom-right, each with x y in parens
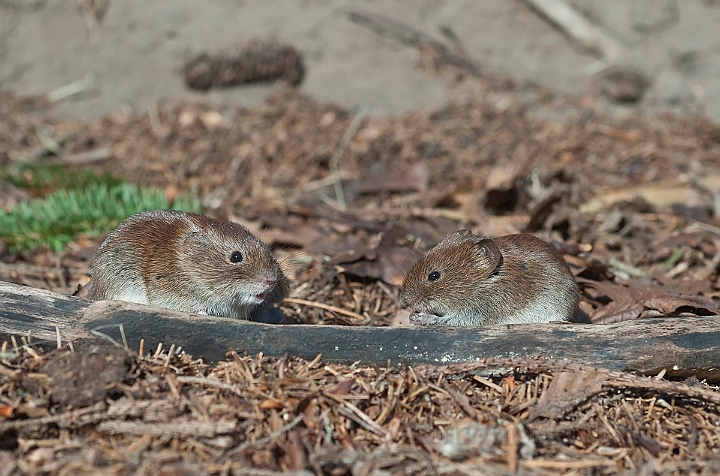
top-left (85, 210), bottom-right (289, 319)
top-left (399, 230), bottom-right (578, 326)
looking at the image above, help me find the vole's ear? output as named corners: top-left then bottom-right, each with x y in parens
top-left (474, 238), bottom-right (503, 276)
top-left (438, 229), bottom-right (473, 247)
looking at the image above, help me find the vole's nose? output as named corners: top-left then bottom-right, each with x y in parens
top-left (261, 277), bottom-right (276, 287)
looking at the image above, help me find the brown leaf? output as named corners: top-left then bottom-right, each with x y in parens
top-left (527, 371), bottom-right (608, 422)
top-left (332, 224), bottom-right (420, 285)
top-left (324, 378), bottom-right (356, 396)
top-left (642, 293), bottom-right (719, 316)
top-left (452, 192), bottom-right (525, 235)
top-left (578, 278), bottom-right (642, 324)
top-left (260, 398), bottom-right (285, 409)
top-left (593, 308), bottom-right (642, 325)
top-left (0, 405), bottom-right (13, 418)
top-left (525, 184), bottom-right (569, 232)
top-left (300, 398), bottom-right (319, 430)
top-left (443, 381), bottom-right (477, 419)
top-left (377, 246), bottom-right (417, 286)
top-left (580, 182), bottom-right (690, 214)
top-left (354, 163), bottom-right (428, 193)
top-left (330, 248), bottom-right (375, 266)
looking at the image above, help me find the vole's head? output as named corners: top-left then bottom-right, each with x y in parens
top-left (179, 217), bottom-right (282, 306)
top-left (399, 230), bottom-right (503, 320)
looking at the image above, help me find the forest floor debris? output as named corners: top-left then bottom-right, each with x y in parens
top-left (2, 69), bottom-right (720, 472)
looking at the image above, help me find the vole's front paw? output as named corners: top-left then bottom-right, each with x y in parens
top-left (249, 302), bottom-right (286, 324)
top-left (409, 312), bottom-right (443, 326)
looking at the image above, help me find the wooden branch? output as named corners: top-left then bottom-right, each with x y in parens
top-left (519, 0), bottom-right (624, 61)
top-left (347, 9), bottom-right (439, 48)
top-left (2, 281), bottom-right (720, 380)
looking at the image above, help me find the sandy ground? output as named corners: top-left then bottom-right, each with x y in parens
top-left (1, 0), bottom-right (719, 121)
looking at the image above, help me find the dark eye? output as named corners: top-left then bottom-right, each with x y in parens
top-left (229, 251), bottom-right (243, 263)
top-left (428, 271), bottom-right (441, 282)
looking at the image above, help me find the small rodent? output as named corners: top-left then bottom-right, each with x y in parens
top-left (83, 210), bottom-right (289, 320)
top-left (399, 230), bottom-right (579, 326)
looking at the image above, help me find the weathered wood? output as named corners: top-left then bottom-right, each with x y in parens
top-left (2, 281), bottom-right (720, 379)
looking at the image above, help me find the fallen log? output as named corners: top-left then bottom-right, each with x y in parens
top-left (1, 281), bottom-right (719, 380)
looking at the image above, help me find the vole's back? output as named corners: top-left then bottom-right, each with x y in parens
top-left (85, 210), bottom-right (188, 304)
top-left (493, 235), bottom-right (578, 324)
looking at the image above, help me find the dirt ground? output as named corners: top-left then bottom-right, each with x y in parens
top-left (2, 1), bottom-right (720, 121)
top-left (3, 1), bottom-right (720, 475)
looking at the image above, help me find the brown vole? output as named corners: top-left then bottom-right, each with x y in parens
top-left (399, 230), bottom-right (578, 326)
top-left (84, 210), bottom-right (289, 320)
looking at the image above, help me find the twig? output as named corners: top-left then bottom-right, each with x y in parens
top-left (522, 458), bottom-right (611, 469)
top-left (249, 413), bottom-right (304, 446)
top-left (176, 375), bottom-right (242, 395)
top-left (8, 133), bottom-right (74, 162)
top-left (347, 9), bottom-right (438, 47)
top-left (55, 254), bottom-right (68, 289)
top-left (49, 147), bottom-right (112, 165)
top-left (473, 375), bottom-right (504, 393)
top-left (325, 395), bottom-right (384, 435)
top-left (688, 219), bottom-right (720, 236)
top-left (660, 246), bottom-right (686, 273)
top-left (35, 125), bottom-right (63, 155)
top-left (89, 329), bottom-right (123, 348)
top-left (519, 0), bottom-right (624, 61)
top-left (164, 343), bottom-right (175, 370)
top-left (284, 297), bottom-right (365, 321)
top-left (47, 72), bottom-right (96, 103)
top-left (0, 401), bottom-right (107, 430)
top-left (119, 324), bottom-right (128, 350)
top-left (300, 171), bottom-right (358, 192)
top-left (608, 258), bottom-right (646, 278)
top-left (346, 9), bottom-right (483, 78)
top-left (97, 419), bottom-right (237, 438)
top-left (329, 105), bottom-right (367, 211)
top-left (423, 357), bottom-right (720, 406)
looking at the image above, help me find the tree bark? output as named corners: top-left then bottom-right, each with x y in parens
top-left (2, 281), bottom-right (719, 380)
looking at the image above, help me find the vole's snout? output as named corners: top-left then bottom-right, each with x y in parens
top-left (256, 272), bottom-right (278, 290)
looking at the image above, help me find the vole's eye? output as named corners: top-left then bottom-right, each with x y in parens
top-left (428, 271), bottom-right (441, 282)
top-left (229, 251), bottom-right (244, 263)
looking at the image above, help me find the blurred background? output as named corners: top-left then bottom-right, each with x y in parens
top-left (2, 0), bottom-right (718, 120)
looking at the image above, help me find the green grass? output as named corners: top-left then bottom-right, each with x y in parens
top-left (1, 162), bottom-right (122, 193)
top-left (0, 183), bottom-right (200, 253)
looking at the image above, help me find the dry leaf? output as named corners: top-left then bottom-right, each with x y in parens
top-left (260, 398), bottom-right (285, 409)
top-left (527, 371), bottom-right (608, 422)
top-left (354, 163), bottom-right (428, 193)
top-left (324, 379), bottom-right (356, 396)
